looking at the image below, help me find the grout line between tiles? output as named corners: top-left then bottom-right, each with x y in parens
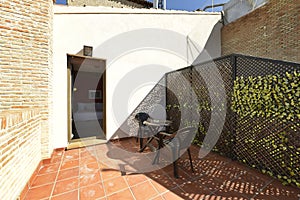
top-left (123, 174), bottom-right (137, 200)
top-left (250, 178), bottom-right (275, 199)
top-left (105, 186), bottom-right (133, 199)
top-left (149, 178), bottom-right (162, 195)
top-left (49, 149), bottom-right (65, 198)
top-left (50, 188), bottom-right (78, 198)
top-left (78, 147), bottom-right (84, 199)
top-left (98, 157), bottom-right (109, 199)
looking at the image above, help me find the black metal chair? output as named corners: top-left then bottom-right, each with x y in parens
top-left (153, 127), bottom-right (196, 178)
top-left (134, 112), bottom-right (155, 152)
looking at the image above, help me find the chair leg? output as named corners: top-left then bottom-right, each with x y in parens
top-left (187, 148), bottom-right (194, 173)
top-left (173, 160), bottom-right (179, 178)
top-left (152, 148), bottom-right (160, 164)
top-left (140, 137), bottom-right (154, 152)
top-left (136, 126), bottom-right (141, 143)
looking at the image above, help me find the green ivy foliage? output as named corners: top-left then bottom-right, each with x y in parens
top-left (232, 71), bottom-right (300, 122)
top-left (232, 70), bottom-right (300, 188)
top-left (166, 70), bottom-right (300, 188)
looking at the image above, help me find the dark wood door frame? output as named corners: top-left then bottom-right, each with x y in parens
top-left (67, 54), bottom-right (107, 142)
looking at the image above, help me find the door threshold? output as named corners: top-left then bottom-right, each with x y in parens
top-left (67, 136), bottom-right (107, 150)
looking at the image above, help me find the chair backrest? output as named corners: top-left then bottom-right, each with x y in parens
top-left (134, 112), bottom-right (150, 126)
top-left (176, 127), bottom-right (197, 150)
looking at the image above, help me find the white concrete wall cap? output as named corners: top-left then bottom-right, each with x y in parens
top-left (54, 5), bottom-right (221, 15)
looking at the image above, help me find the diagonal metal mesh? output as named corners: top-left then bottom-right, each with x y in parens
top-left (164, 54), bottom-right (300, 187)
top-left (234, 55), bottom-right (300, 187)
top-left (120, 54), bottom-right (300, 187)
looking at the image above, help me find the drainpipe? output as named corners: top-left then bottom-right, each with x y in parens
top-left (153, 0), bottom-right (166, 9)
top-left (194, 3), bottom-right (225, 11)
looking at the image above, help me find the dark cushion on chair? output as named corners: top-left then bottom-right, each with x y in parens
top-left (135, 112), bottom-right (150, 125)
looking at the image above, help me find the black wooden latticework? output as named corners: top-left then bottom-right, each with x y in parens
top-left (124, 54), bottom-right (300, 187)
top-left (165, 54), bottom-right (300, 187)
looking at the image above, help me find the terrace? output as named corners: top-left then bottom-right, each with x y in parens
top-left (1, 1), bottom-right (300, 200)
top-left (21, 54), bottom-right (300, 199)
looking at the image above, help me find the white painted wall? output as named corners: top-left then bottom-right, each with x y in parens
top-left (53, 5), bottom-right (221, 148)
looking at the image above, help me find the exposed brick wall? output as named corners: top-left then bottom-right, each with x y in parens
top-left (0, 110), bottom-right (42, 199)
top-left (221, 0), bottom-right (300, 63)
top-left (67, 0), bottom-right (152, 8)
top-left (0, 0), bottom-right (53, 199)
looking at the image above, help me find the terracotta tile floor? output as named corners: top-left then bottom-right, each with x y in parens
top-left (23, 138), bottom-right (300, 200)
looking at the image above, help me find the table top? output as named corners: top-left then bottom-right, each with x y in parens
top-left (143, 119), bottom-right (172, 127)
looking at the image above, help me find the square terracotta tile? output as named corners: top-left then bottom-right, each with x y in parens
top-left (100, 169), bottom-right (122, 181)
top-left (51, 190), bottom-right (79, 200)
top-left (38, 163), bottom-right (60, 175)
top-left (79, 172), bottom-right (101, 187)
top-left (24, 183), bottom-right (53, 200)
top-left (178, 180), bottom-right (212, 199)
top-left (125, 174), bottom-right (148, 187)
top-left (80, 162), bottom-right (99, 174)
top-left (80, 150), bottom-right (93, 158)
top-left (255, 181), bottom-right (300, 200)
top-left (50, 156), bottom-right (63, 164)
top-left (57, 167), bottom-right (79, 181)
top-left (80, 183), bottom-right (105, 199)
top-left (53, 177), bottom-right (79, 196)
top-left (98, 161), bottom-right (109, 169)
top-left (61, 159), bottom-right (79, 170)
top-left (162, 188), bottom-right (185, 200)
top-left (107, 189), bottom-right (134, 200)
top-left (31, 172), bottom-right (57, 187)
top-left (213, 190), bottom-right (249, 200)
top-left (65, 149), bottom-right (80, 155)
top-left (211, 163), bottom-right (246, 180)
top-left (146, 173), bottom-right (178, 191)
top-left (79, 147), bottom-right (89, 153)
top-left (233, 171), bottom-right (273, 196)
top-left (80, 155), bottom-right (98, 164)
top-left (63, 150), bottom-right (79, 161)
top-left (151, 195), bottom-right (165, 200)
top-left (43, 158), bottom-right (52, 165)
top-left (165, 168), bottom-right (193, 186)
top-left (52, 148), bottom-right (65, 157)
top-left (187, 174), bottom-right (224, 192)
top-left (131, 181), bottom-right (159, 200)
top-left (103, 176), bottom-right (128, 195)
top-left (149, 180), bottom-right (169, 193)
top-left (218, 176), bottom-right (267, 198)
top-left (63, 153), bottom-right (79, 161)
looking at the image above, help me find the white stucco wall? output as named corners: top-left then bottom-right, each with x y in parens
top-left (53, 5), bottom-right (221, 148)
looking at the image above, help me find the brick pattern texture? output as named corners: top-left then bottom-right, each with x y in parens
top-left (0, 0), bottom-right (53, 199)
top-left (67, 0), bottom-right (152, 8)
top-left (221, 0), bottom-right (300, 63)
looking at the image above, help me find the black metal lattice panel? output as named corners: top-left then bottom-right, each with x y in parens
top-left (125, 54), bottom-right (300, 187)
top-left (236, 54), bottom-right (300, 77)
top-left (166, 68), bottom-right (194, 133)
top-left (234, 55), bottom-right (300, 186)
top-left (191, 57), bottom-right (234, 157)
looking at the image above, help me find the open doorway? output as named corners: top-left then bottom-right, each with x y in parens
top-left (67, 54), bottom-right (106, 147)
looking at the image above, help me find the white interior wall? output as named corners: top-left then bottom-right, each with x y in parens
top-left (53, 6), bottom-right (221, 148)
